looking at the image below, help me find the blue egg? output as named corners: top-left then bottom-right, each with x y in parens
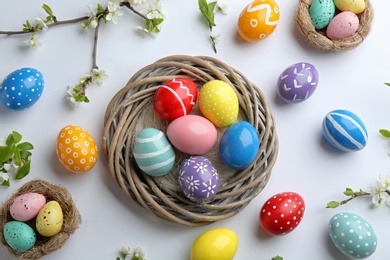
top-left (219, 121), bottom-right (260, 170)
top-left (133, 128), bottom-right (175, 176)
top-left (3, 221), bottom-right (36, 253)
top-left (0, 67), bottom-right (45, 111)
top-left (329, 212), bottom-right (377, 259)
top-left (322, 109), bottom-right (368, 152)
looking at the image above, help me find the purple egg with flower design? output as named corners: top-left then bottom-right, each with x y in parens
top-left (277, 62), bottom-right (319, 103)
top-left (179, 156), bottom-right (219, 203)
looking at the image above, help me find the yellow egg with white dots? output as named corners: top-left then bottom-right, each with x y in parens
top-left (199, 80), bottom-right (239, 127)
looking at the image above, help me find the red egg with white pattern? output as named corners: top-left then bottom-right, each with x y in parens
top-left (153, 78), bottom-right (198, 121)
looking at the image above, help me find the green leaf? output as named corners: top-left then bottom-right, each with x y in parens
top-left (19, 151), bottom-right (32, 161)
top-left (42, 4), bottom-right (54, 16)
top-left (198, 0), bottom-right (217, 28)
top-left (343, 188), bottom-right (354, 196)
top-left (13, 147), bottom-right (22, 166)
top-left (15, 161), bottom-right (31, 179)
top-left (326, 201), bottom-right (340, 209)
top-left (17, 142), bottom-right (34, 152)
top-left (7, 131), bottom-right (22, 145)
top-left (379, 129), bottom-right (390, 138)
top-left (2, 179), bottom-right (10, 187)
top-left (0, 145), bottom-right (14, 163)
top-left (272, 256), bottom-right (284, 260)
top-left (384, 83), bottom-right (390, 87)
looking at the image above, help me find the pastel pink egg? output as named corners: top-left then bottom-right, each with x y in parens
top-left (167, 115), bottom-right (217, 155)
top-left (10, 193), bottom-right (46, 221)
top-left (326, 11), bottom-right (359, 40)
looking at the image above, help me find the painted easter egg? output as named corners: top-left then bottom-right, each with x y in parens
top-left (238, 0), bottom-right (280, 42)
top-left (198, 80), bottom-right (238, 127)
top-left (36, 201), bottom-right (64, 237)
top-left (334, 0), bottom-right (366, 14)
top-left (0, 68), bottom-right (44, 111)
top-left (219, 121), bottom-right (259, 170)
top-left (153, 78), bottom-right (198, 120)
top-left (167, 115), bottom-right (217, 155)
top-left (190, 228), bottom-right (238, 260)
top-left (179, 156), bottom-right (219, 203)
top-left (329, 212), bottom-right (377, 259)
top-left (259, 192), bottom-right (305, 236)
top-left (10, 192), bottom-right (46, 222)
top-left (322, 109), bottom-right (367, 152)
top-left (133, 128), bottom-right (175, 176)
top-left (56, 125), bottom-right (98, 173)
top-left (277, 62), bottom-right (319, 103)
top-left (3, 221), bottom-right (36, 253)
top-left (326, 11), bottom-right (360, 40)
top-left (309, 0), bottom-right (336, 29)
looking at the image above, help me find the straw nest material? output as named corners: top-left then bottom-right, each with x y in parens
top-left (0, 179), bottom-right (81, 259)
top-left (296, 0), bottom-right (374, 51)
top-left (102, 55), bottom-right (279, 227)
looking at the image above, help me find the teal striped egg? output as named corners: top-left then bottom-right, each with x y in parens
top-left (322, 109), bottom-right (367, 152)
top-left (133, 128), bottom-right (175, 176)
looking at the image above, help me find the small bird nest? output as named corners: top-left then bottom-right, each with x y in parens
top-left (102, 55), bottom-right (279, 227)
top-left (0, 179), bottom-right (81, 259)
top-left (296, 0), bottom-right (374, 51)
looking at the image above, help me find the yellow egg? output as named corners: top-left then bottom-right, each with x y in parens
top-left (190, 228), bottom-right (238, 260)
top-left (199, 80), bottom-right (239, 127)
top-left (36, 201), bottom-right (64, 237)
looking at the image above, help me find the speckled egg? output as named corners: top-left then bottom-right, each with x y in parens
top-left (334, 0), bottom-right (365, 14)
top-left (219, 121), bottom-right (259, 170)
top-left (179, 156), bottom-right (219, 203)
top-left (326, 11), bottom-right (360, 40)
top-left (199, 80), bottom-right (238, 127)
top-left (322, 109), bottom-right (367, 152)
top-left (3, 221), bottom-right (36, 253)
top-left (153, 78), bottom-right (198, 120)
top-left (36, 200), bottom-right (63, 237)
top-left (329, 212), bottom-right (377, 259)
top-left (238, 0), bottom-right (280, 42)
top-left (0, 68), bottom-right (44, 111)
top-left (167, 115), bottom-right (217, 155)
top-left (309, 0), bottom-right (336, 29)
top-left (190, 228), bottom-right (238, 260)
top-left (10, 193), bottom-right (46, 222)
top-left (133, 128), bottom-right (175, 176)
top-left (277, 62), bottom-right (319, 103)
top-left (56, 125), bottom-right (98, 173)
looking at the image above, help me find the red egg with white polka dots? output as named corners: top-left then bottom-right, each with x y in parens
top-left (56, 125), bottom-right (98, 173)
top-left (259, 191), bottom-right (305, 236)
top-left (153, 78), bottom-right (198, 121)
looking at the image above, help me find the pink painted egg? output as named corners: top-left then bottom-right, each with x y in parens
top-left (167, 115), bottom-right (217, 155)
top-left (326, 11), bottom-right (360, 40)
top-left (153, 78), bottom-right (198, 121)
top-left (10, 193), bottom-right (46, 221)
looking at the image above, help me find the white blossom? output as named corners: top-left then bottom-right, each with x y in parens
top-left (121, 246), bottom-right (131, 256)
top-left (36, 17), bottom-right (48, 31)
top-left (3, 162), bottom-right (18, 175)
top-left (126, 0), bottom-right (147, 5)
top-left (145, 0), bottom-right (165, 19)
top-left (66, 85), bottom-right (79, 107)
top-left (88, 69), bottom-right (109, 86)
top-left (217, 1), bottom-right (230, 15)
top-left (133, 247), bottom-right (146, 258)
top-left (137, 26), bottom-right (155, 39)
top-left (210, 31), bottom-right (221, 43)
top-left (23, 37), bottom-right (42, 50)
top-left (106, 0), bottom-right (124, 25)
top-left (0, 172), bottom-right (9, 185)
top-left (369, 180), bottom-right (389, 207)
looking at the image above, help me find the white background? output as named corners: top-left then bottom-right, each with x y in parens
top-left (0, 0), bottom-right (390, 259)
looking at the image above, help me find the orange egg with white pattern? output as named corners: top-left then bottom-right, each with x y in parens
top-left (56, 125), bottom-right (98, 173)
top-left (238, 0), bottom-right (280, 42)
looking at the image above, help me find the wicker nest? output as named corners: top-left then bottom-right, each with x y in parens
top-left (0, 179), bottom-right (81, 259)
top-left (102, 55), bottom-right (279, 227)
top-left (296, 0), bottom-right (374, 51)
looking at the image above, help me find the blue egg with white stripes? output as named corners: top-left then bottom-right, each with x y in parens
top-left (322, 109), bottom-right (368, 152)
top-left (133, 128), bottom-right (175, 176)
top-left (0, 68), bottom-right (44, 111)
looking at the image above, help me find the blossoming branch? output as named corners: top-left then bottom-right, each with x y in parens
top-left (0, 0), bottom-right (165, 106)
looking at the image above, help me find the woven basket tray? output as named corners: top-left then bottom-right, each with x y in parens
top-left (102, 55), bottom-right (279, 227)
top-left (0, 179), bottom-right (81, 259)
top-left (296, 0), bottom-right (373, 51)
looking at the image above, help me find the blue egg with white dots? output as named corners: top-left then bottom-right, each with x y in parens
top-left (322, 109), bottom-right (367, 152)
top-left (0, 67), bottom-right (44, 111)
top-left (329, 212), bottom-right (377, 259)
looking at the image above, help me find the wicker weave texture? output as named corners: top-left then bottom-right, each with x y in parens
top-left (103, 55), bottom-right (279, 226)
top-left (0, 179), bottom-right (81, 259)
top-left (296, 0), bottom-right (373, 52)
